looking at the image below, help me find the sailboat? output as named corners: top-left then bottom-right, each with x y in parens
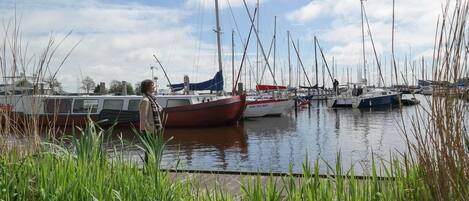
top-left (242, 10), bottom-right (294, 117)
top-left (327, 0), bottom-right (401, 109)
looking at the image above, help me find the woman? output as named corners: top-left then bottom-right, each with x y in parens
top-left (139, 79), bottom-right (163, 133)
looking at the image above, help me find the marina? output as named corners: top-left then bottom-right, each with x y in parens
top-left (1, 0), bottom-right (469, 200)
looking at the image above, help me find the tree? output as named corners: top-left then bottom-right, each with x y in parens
top-left (135, 83), bottom-right (142, 95)
top-left (126, 83), bottom-right (135, 95)
top-left (44, 76), bottom-right (64, 94)
top-left (93, 84), bottom-right (107, 94)
top-left (109, 80), bottom-right (123, 94)
top-left (80, 76), bottom-right (96, 94)
top-left (108, 80), bottom-right (134, 95)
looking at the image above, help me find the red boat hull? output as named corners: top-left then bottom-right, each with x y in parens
top-left (163, 95), bottom-right (246, 128)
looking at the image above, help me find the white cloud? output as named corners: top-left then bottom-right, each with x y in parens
top-left (286, 1), bottom-right (323, 23)
top-left (0, 0), bottom-right (225, 92)
top-left (286, 0), bottom-right (442, 84)
top-left (186, 0), bottom-right (266, 10)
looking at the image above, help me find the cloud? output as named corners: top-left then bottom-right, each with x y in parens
top-left (185, 0), bottom-right (266, 10)
top-left (286, 1), bottom-right (324, 23)
top-left (286, 0), bottom-right (442, 85)
top-left (0, 0), bottom-right (225, 92)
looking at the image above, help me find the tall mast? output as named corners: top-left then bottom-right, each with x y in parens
top-left (273, 16), bottom-right (277, 82)
top-left (360, 0), bottom-right (367, 85)
top-left (256, 0), bottom-right (260, 84)
top-left (232, 29), bottom-right (235, 91)
top-left (297, 39), bottom-right (300, 88)
top-left (314, 37), bottom-right (319, 88)
top-left (214, 0), bottom-right (223, 94)
top-left (287, 31), bottom-right (292, 87)
top-left (214, 0), bottom-right (223, 74)
top-left (392, 0), bottom-right (398, 85)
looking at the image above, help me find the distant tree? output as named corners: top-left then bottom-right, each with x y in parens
top-left (109, 80), bottom-right (123, 94)
top-left (93, 84), bottom-right (107, 94)
top-left (135, 83), bottom-right (142, 95)
top-left (109, 80), bottom-right (134, 95)
top-left (126, 83), bottom-right (135, 95)
top-left (80, 76), bottom-right (96, 94)
top-left (44, 76), bottom-right (64, 94)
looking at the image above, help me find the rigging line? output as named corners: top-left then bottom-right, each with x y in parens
top-left (259, 36), bottom-right (275, 84)
top-left (226, 0), bottom-right (248, 54)
top-left (233, 8), bottom-right (258, 93)
top-left (241, 0), bottom-right (278, 88)
top-left (362, 2), bottom-right (386, 86)
top-left (194, 0), bottom-right (206, 82)
top-left (226, 0), bottom-right (261, 85)
top-left (290, 38), bottom-right (312, 87)
top-left (315, 38), bottom-right (335, 84)
top-left (226, 0), bottom-right (254, 82)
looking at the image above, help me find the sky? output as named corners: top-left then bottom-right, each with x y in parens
top-left (0, 0), bottom-right (443, 92)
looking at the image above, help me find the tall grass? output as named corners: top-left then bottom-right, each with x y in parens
top-left (0, 13), bottom-right (79, 155)
top-left (399, 0), bottom-right (469, 200)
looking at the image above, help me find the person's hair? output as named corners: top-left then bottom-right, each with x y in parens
top-left (140, 79), bottom-right (154, 95)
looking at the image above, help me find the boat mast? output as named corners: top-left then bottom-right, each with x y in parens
top-left (392, 0), bottom-right (399, 85)
top-left (232, 29), bottom-right (235, 91)
top-left (256, 0), bottom-right (260, 85)
top-left (214, 0), bottom-right (223, 92)
top-left (314, 36), bottom-right (318, 90)
top-left (287, 31), bottom-right (292, 87)
top-left (360, 0), bottom-right (367, 85)
top-left (273, 16), bottom-right (277, 82)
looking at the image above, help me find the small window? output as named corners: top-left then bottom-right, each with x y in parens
top-left (128, 100), bottom-right (140, 111)
top-left (45, 99), bottom-right (72, 114)
top-left (73, 99), bottom-right (98, 113)
top-left (166, 99), bottom-right (190, 107)
top-left (103, 99), bottom-right (123, 110)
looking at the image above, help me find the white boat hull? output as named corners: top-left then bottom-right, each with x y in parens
top-left (243, 101), bottom-right (274, 118)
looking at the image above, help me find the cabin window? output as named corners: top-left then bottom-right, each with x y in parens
top-left (128, 100), bottom-right (140, 111)
top-left (73, 99), bottom-right (98, 114)
top-left (166, 99), bottom-right (190, 107)
top-left (44, 99), bottom-right (72, 114)
top-left (103, 99), bottom-right (123, 110)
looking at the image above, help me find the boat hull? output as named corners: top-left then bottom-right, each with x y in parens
top-left (243, 100), bottom-right (274, 118)
top-left (163, 95), bottom-right (245, 127)
top-left (326, 97), bottom-right (353, 108)
top-left (10, 95), bottom-right (246, 128)
top-left (266, 99), bottom-right (294, 116)
top-left (352, 94), bottom-right (401, 108)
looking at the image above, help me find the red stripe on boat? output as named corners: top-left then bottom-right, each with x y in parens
top-left (256, 85), bottom-right (287, 91)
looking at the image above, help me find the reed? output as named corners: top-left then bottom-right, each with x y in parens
top-left (0, 13), bottom-right (79, 155)
top-left (399, 1), bottom-right (469, 200)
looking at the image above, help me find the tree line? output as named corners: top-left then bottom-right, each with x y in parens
top-left (81, 76), bottom-right (142, 95)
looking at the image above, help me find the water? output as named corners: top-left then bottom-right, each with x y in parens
top-left (112, 94), bottom-right (428, 175)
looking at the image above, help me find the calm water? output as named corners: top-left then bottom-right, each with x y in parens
top-left (111, 94), bottom-right (428, 175)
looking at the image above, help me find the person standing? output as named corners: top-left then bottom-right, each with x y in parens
top-left (333, 79), bottom-right (339, 95)
top-left (139, 79), bottom-right (163, 133)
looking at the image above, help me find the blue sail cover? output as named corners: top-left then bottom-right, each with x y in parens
top-left (170, 71), bottom-right (223, 92)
